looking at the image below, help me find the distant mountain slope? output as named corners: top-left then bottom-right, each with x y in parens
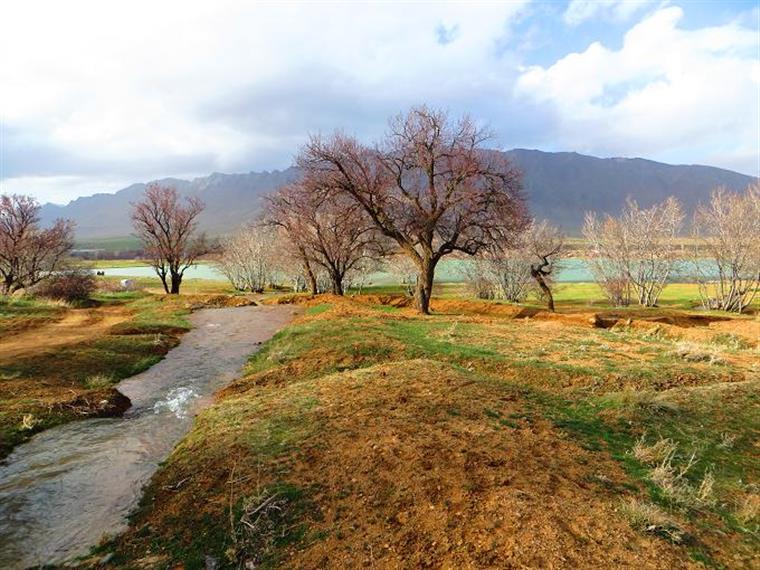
top-left (506, 149), bottom-right (755, 230)
top-left (40, 151), bottom-right (755, 238)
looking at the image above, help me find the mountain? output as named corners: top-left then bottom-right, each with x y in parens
top-left (40, 150), bottom-right (755, 239)
top-left (40, 170), bottom-right (299, 239)
top-left (506, 149), bottom-right (755, 230)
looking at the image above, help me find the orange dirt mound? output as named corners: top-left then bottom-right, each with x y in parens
top-left (121, 360), bottom-right (694, 569)
top-left (286, 361), bottom-right (691, 569)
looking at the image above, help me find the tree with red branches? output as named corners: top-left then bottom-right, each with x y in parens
top-left (266, 173), bottom-right (386, 296)
top-left (299, 106), bottom-right (528, 313)
top-left (131, 184), bottom-right (207, 294)
top-left (0, 194), bottom-right (74, 295)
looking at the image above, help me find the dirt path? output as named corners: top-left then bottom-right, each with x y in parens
top-left (0, 306), bottom-right (130, 362)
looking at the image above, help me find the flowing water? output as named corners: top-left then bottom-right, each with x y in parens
top-left (0, 305), bottom-right (295, 568)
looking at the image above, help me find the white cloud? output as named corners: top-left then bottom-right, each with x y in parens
top-left (0, 0), bottom-right (529, 202)
top-left (563, 0), bottom-right (654, 26)
top-left (516, 6), bottom-right (760, 174)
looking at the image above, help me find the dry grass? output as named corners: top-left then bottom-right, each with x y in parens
top-left (83, 373), bottom-right (114, 389)
top-left (632, 436), bottom-right (677, 465)
top-left (619, 498), bottom-right (685, 544)
top-left (734, 492), bottom-right (759, 526)
top-left (670, 341), bottom-right (725, 365)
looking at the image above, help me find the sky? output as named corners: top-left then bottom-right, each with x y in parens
top-left (1, 0), bottom-right (758, 204)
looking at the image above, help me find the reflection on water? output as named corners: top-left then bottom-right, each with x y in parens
top-left (0, 305), bottom-right (294, 568)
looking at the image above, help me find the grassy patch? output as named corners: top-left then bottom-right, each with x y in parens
top-left (0, 292), bottom-right (192, 458)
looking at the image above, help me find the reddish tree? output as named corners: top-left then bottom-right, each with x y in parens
top-left (266, 174), bottom-right (385, 295)
top-left (299, 106), bottom-right (528, 313)
top-left (0, 194), bottom-right (74, 294)
top-left (131, 184), bottom-right (206, 294)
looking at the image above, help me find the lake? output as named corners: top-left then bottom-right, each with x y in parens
top-left (98, 258), bottom-right (715, 285)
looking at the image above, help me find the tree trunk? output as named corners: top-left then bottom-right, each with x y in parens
top-left (330, 271), bottom-right (344, 296)
top-left (2, 274), bottom-right (14, 295)
top-left (531, 268), bottom-right (554, 312)
top-left (170, 271), bottom-right (182, 294)
top-left (415, 257), bottom-right (436, 315)
top-left (305, 267), bottom-right (318, 295)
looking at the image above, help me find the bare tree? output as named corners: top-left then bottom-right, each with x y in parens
top-left (266, 176), bottom-right (385, 296)
top-left (584, 197), bottom-right (683, 307)
top-left (691, 184), bottom-right (760, 313)
top-left (487, 249), bottom-right (533, 303)
top-left (525, 220), bottom-right (564, 312)
top-left (461, 255), bottom-right (498, 300)
top-left (0, 194), bottom-right (74, 294)
top-left (216, 223), bottom-right (277, 293)
top-left (131, 184), bottom-right (206, 294)
top-left (385, 254), bottom-right (418, 297)
top-left (466, 219), bottom-right (563, 309)
top-left (299, 106), bottom-right (527, 314)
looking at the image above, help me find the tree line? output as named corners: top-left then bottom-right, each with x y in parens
top-left (1, 107), bottom-right (757, 314)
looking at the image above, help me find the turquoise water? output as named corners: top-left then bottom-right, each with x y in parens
top-left (99, 264), bottom-right (227, 281)
top-left (100, 258), bottom-right (711, 285)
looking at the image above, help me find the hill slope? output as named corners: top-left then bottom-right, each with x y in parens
top-left (40, 151), bottom-right (755, 238)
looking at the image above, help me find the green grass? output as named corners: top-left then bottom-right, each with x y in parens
top-left (0, 296), bottom-right (67, 335)
top-left (74, 236), bottom-right (143, 251)
top-left (0, 292), bottom-right (192, 458)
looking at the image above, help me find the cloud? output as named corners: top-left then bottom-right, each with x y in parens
top-left (563, 0), bottom-right (654, 26)
top-left (0, 1), bottom-right (757, 204)
top-left (516, 6), bottom-right (760, 174)
top-left (0, 1), bottom-right (529, 202)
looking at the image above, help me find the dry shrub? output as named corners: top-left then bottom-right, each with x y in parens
top-left (613, 390), bottom-right (681, 415)
top-left (670, 341), bottom-right (724, 365)
top-left (228, 488), bottom-right (296, 568)
top-left (619, 498), bottom-right (684, 544)
top-left (34, 268), bottom-right (96, 302)
top-left (646, 445), bottom-right (715, 508)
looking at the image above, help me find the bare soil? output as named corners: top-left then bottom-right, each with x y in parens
top-left (0, 306), bottom-right (130, 362)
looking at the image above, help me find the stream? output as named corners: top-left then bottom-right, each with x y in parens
top-left (0, 305), bottom-right (295, 568)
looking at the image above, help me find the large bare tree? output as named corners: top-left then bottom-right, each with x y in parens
top-left (691, 184), bottom-right (760, 313)
top-left (0, 194), bottom-right (74, 294)
top-left (131, 184), bottom-right (206, 294)
top-left (299, 106), bottom-right (527, 313)
top-left (266, 175), bottom-right (385, 296)
top-left (584, 197), bottom-right (684, 307)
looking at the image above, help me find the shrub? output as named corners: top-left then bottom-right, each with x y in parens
top-left (34, 268), bottom-right (96, 302)
top-left (670, 341), bottom-right (724, 365)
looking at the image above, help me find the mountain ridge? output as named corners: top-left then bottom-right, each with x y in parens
top-left (39, 150), bottom-right (756, 238)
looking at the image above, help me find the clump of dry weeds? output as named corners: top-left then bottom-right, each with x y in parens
top-left (619, 498), bottom-right (685, 544)
top-left (632, 437), bottom-right (716, 508)
top-left (670, 341), bottom-right (725, 365)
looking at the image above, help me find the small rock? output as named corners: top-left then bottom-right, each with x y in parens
top-left (205, 554), bottom-right (220, 570)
